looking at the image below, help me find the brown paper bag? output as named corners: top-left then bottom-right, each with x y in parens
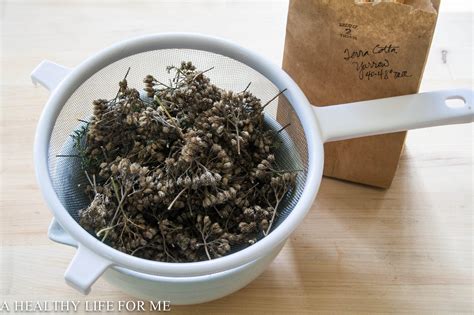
top-left (281, 0), bottom-right (440, 188)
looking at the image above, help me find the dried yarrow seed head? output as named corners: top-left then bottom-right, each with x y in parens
top-left (72, 61), bottom-right (298, 262)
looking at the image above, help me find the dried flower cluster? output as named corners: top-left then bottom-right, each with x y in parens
top-left (74, 62), bottom-right (296, 262)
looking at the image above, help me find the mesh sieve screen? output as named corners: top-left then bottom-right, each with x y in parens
top-left (48, 49), bottom-right (309, 236)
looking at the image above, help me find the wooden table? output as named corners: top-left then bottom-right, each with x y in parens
top-left (1, 1), bottom-right (472, 313)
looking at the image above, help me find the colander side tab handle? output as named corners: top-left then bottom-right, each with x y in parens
top-left (313, 89), bottom-right (473, 143)
top-left (64, 245), bottom-right (113, 295)
top-left (48, 218), bottom-right (78, 247)
top-left (31, 60), bottom-right (71, 91)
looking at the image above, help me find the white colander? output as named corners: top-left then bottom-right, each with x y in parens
top-left (32, 33), bottom-right (473, 303)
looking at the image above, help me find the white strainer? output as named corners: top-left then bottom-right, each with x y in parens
top-left (32, 33), bottom-right (473, 301)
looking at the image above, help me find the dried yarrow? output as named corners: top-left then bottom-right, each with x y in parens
top-left (75, 61), bottom-right (297, 262)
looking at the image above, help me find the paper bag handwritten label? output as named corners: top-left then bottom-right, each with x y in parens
top-left (343, 44), bottom-right (412, 81)
top-left (339, 22), bottom-right (358, 40)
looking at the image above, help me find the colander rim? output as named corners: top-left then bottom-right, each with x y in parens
top-left (34, 32), bottom-right (324, 277)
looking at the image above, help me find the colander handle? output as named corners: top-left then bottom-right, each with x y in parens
top-left (48, 218), bottom-right (77, 247)
top-left (64, 245), bottom-right (112, 295)
top-left (31, 60), bottom-right (71, 91)
top-left (48, 218), bottom-right (112, 295)
top-left (313, 89), bottom-right (473, 143)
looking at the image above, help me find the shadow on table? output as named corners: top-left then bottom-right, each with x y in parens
top-left (172, 155), bottom-right (464, 312)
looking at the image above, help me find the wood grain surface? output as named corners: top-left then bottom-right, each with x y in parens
top-left (0, 1), bottom-right (472, 314)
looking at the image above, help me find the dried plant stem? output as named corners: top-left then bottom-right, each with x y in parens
top-left (168, 188), bottom-right (187, 210)
top-left (113, 67), bottom-right (131, 103)
top-left (84, 171), bottom-right (97, 194)
top-left (200, 231), bottom-right (212, 260)
top-left (264, 187), bottom-right (287, 236)
top-left (154, 95), bottom-right (184, 138)
top-left (192, 66), bottom-right (214, 80)
top-left (242, 82), bottom-right (252, 93)
top-left (96, 223), bottom-right (121, 238)
top-left (262, 88), bottom-right (288, 110)
top-left (277, 123), bottom-right (291, 133)
top-left (101, 177), bottom-right (129, 241)
top-left (234, 115), bottom-right (241, 155)
top-left (161, 234), bottom-right (177, 262)
top-left (77, 61), bottom-right (298, 262)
